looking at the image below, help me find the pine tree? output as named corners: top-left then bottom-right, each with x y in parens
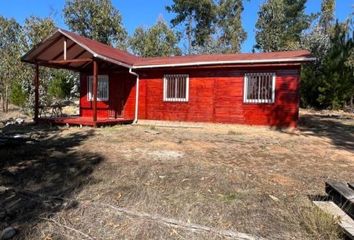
top-left (301, 0), bottom-right (353, 110)
top-left (317, 22), bottom-right (353, 109)
top-left (300, 1), bottom-right (335, 108)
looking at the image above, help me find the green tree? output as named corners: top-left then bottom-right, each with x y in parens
top-left (217, 0), bottom-right (247, 53)
top-left (21, 16), bottom-right (58, 109)
top-left (316, 22), bottom-right (353, 109)
top-left (21, 16), bottom-right (79, 111)
top-left (300, 0), bottom-right (335, 108)
top-left (9, 82), bottom-right (27, 108)
top-left (48, 70), bottom-right (77, 100)
top-left (166, 0), bottom-right (217, 54)
top-left (319, 0), bottom-right (335, 34)
top-left (301, 12), bottom-right (353, 110)
top-left (347, 47), bottom-right (354, 69)
top-left (255, 0), bottom-right (313, 51)
top-left (129, 18), bottom-right (181, 57)
top-left (63, 0), bottom-right (127, 48)
top-left (23, 16), bottom-right (56, 49)
top-left (300, 26), bottom-right (330, 108)
top-left (0, 16), bottom-right (22, 112)
top-left (345, 11), bottom-right (354, 69)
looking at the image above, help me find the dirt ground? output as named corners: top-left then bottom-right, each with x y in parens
top-left (0, 107), bottom-right (353, 240)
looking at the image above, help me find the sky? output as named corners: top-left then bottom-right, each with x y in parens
top-left (0, 0), bottom-right (352, 52)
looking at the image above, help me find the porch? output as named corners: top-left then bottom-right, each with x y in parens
top-left (21, 29), bottom-right (139, 127)
top-left (37, 116), bottom-right (133, 127)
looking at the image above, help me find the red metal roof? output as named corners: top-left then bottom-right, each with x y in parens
top-left (134, 50), bottom-right (314, 68)
top-left (22, 29), bottom-right (315, 70)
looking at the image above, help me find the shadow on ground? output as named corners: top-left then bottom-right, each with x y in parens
top-left (0, 123), bottom-right (103, 235)
top-left (298, 114), bottom-right (354, 152)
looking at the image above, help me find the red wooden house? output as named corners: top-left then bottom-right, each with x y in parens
top-left (22, 29), bottom-right (315, 127)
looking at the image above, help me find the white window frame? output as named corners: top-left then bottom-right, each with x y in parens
top-left (163, 74), bottom-right (189, 102)
top-left (87, 75), bottom-right (109, 101)
top-left (243, 72), bottom-right (276, 104)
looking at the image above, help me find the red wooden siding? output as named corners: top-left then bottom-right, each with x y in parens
top-left (79, 71), bottom-right (135, 119)
top-left (128, 66), bottom-right (300, 127)
top-left (80, 66), bottom-right (301, 127)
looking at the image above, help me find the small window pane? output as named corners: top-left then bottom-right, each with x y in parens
top-left (244, 73), bottom-right (275, 103)
top-left (87, 75), bottom-right (109, 101)
top-left (164, 74), bottom-right (189, 102)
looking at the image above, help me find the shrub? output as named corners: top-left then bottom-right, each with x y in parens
top-left (10, 81), bottom-right (28, 108)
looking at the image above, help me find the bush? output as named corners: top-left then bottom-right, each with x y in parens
top-left (10, 81), bottom-right (28, 108)
top-left (48, 71), bottom-right (76, 101)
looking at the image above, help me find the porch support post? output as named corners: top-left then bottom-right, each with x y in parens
top-left (34, 63), bottom-right (39, 122)
top-left (92, 60), bottom-right (98, 126)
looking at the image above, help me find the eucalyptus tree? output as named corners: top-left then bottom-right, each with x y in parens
top-left (217, 0), bottom-right (247, 53)
top-left (63, 0), bottom-right (127, 48)
top-left (255, 0), bottom-right (313, 51)
top-left (0, 16), bottom-right (22, 112)
top-left (166, 0), bottom-right (217, 54)
top-left (129, 19), bottom-right (181, 57)
top-left (319, 0), bottom-right (336, 34)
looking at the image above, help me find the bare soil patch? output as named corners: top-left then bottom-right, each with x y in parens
top-left (0, 108), bottom-right (353, 239)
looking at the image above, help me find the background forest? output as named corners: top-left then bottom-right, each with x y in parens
top-left (0, 0), bottom-right (353, 114)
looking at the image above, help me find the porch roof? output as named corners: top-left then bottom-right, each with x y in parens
top-left (21, 29), bottom-right (140, 71)
top-left (22, 28), bottom-right (315, 70)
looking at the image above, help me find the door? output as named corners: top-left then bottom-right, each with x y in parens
top-left (108, 75), bottom-right (124, 119)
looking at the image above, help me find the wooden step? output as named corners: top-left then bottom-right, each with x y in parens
top-left (325, 180), bottom-right (354, 219)
top-left (314, 201), bottom-right (354, 239)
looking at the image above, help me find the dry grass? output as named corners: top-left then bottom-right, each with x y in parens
top-left (0, 104), bottom-right (29, 123)
top-left (0, 107), bottom-right (353, 239)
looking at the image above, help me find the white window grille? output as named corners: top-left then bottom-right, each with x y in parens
top-left (244, 73), bottom-right (275, 103)
top-left (163, 74), bottom-right (189, 102)
top-left (87, 75), bottom-right (109, 101)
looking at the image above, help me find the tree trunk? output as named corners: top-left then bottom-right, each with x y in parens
top-left (187, 15), bottom-right (192, 55)
top-left (5, 85), bottom-right (8, 112)
top-left (1, 94), bottom-right (5, 112)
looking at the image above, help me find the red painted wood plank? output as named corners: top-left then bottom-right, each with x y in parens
top-left (79, 66), bottom-right (301, 127)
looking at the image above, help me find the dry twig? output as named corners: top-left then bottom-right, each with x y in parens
top-left (90, 202), bottom-right (265, 240)
top-left (40, 217), bottom-right (95, 240)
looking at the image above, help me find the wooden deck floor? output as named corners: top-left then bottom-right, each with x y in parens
top-left (38, 116), bottom-right (134, 127)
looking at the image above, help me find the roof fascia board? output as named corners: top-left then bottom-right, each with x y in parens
top-left (132, 57), bottom-right (316, 69)
top-left (94, 53), bottom-right (132, 69)
top-left (21, 29), bottom-right (62, 62)
top-left (22, 29), bottom-right (132, 68)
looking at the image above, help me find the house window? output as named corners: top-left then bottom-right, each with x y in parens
top-left (163, 74), bottom-right (189, 102)
top-left (244, 73), bottom-right (275, 103)
top-left (87, 75), bottom-right (109, 101)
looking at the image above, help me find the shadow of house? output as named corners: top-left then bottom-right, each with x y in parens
top-left (263, 78), bottom-right (354, 152)
top-left (0, 123), bottom-right (104, 235)
top-left (298, 114), bottom-right (354, 152)
top-left (256, 73), bottom-right (301, 129)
